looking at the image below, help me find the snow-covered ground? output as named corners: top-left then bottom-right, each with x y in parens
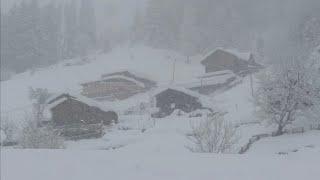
top-left (2, 104), bottom-right (320, 180)
top-left (249, 130), bottom-right (320, 155)
top-left (2, 112), bottom-right (320, 180)
top-left (2, 131), bottom-right (320, 180)
top-left (1, 46), bottom-right (319, 180)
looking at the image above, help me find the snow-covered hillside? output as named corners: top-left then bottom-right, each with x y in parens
top-left (2, 46), bottom-right (319, 180)
top-left (1, 46), bottom-right (203, 119)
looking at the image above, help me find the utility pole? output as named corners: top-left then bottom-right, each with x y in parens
top-left (250, 73), bottom-right (254, 97)
top-left (172, 58), bottom-right (177, 84)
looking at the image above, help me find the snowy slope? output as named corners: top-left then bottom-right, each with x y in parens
top-left (211, 76), bottom-right (257, 124)
top-left (1, 46), bottom-right (203, 119)
top-left (1, 45), bottom-right (268, 147)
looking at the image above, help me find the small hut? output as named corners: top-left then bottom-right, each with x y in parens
top-left (152, 87), bottom-right (204, 118)
top-left (47, 94), bottom-right (118, 127)
top-left (201, 48), bottom-right (262, 76)
top-left (45, 94), bottom-right (118, 140)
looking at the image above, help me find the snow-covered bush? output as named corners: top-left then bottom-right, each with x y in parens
top-left (255, 59), bottom-right (319, 135)
top-left (19, 116), bottom-right (64, 149)
top-left (188, 113), bottom-right (239, 153)
top-left (1, 116), bottom-right (19, 144)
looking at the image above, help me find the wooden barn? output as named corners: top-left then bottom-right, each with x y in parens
top-left (152, 88), bottom-right (204, 118)
top-left (201, 48), bottom-right (263, 76)
top-left (81, 71), bottom-right (156, 101)
top-left (47, 94), bottom-right (118, 127)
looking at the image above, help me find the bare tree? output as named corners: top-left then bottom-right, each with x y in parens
top-left (188, 113), bottom-right (239, 153)
top-left (255, 59), bottom-right (319, 136)
top-left (29, 87), bottom-right (51, 124)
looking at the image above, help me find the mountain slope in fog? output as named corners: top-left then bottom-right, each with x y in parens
top-left (0, 46), bottom-right (203, 114)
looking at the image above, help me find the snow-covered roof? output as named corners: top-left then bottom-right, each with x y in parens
top-left (46, 93), bottom-right (114, 113)
top-left (101, 75), bottom-right (146, 88)
top-left (178, 73), bottom-right (236, 89)
top-left (81, 70), bottom-right (157, 89)
top-left (150, 86), bottom-right (215, 108)
top-left (197, 70), bottom-right (234, 79)
top-left (102, 70), bottom-right (156, 86)
top-left (46, 96), bottom-right (69, 110)
top-left (203, 47), bottom-right (252, 61)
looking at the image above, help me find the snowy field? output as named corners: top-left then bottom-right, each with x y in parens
top-left (2, 112), bottom-right (320, 180)
top-left (2, 114), bottom-right (320, 180)
top-left (2, 131), bottom-right (320, 180)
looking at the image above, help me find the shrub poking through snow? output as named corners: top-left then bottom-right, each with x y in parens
top-left (188, 113), bottom-right (239, 153)
top-left (19, 115), bottom-right (64, 149)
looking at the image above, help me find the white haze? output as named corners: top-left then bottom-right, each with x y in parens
top-left (1, 0), bottom-right (319, 72)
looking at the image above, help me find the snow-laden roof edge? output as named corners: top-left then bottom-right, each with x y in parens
top-left (80, 70), bottom-right (157, 88)
top-left (177, 73), bottom-right (236, 89)
top-left (150, 86), bottom-right (216, 109)
top-left (197, 70), bottom-right (234, 79)
top-left (102, 69), bottom-right (155, 81)
top-left (101, 75), bottom-right (146, 88)
top-left (46, 93), bottom-right (115, 114)
top-left (202, 47), bottom-right (253, 62)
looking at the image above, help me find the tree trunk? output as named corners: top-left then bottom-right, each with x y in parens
top-left (274, 125), bottom-right (284, 136)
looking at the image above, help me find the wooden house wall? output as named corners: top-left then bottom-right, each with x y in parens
top-left (155, 89), bottom-right (202, 117)
top-left (50, 99), bottom-right (116, 126)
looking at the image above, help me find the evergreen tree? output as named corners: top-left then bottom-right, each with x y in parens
top-left (131, 6), bottom-right (144, 44)
top-left (78, 0), bottom-right (97, 55)
top-left (39, 1), bottom-right (62, 65)
top-left (3, 0), bottom-right (42, 72)
top-left (62, 0), bottom-right (78, 59)
top-left (143, 0), bottom-right (183, 50)
top-left (1, 12), bottom-right (11, 70)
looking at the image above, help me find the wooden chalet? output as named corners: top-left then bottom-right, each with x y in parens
top-left (201, 48), bottom-right (263, 76)
top-left (81, 71), bottom-right (156, 101)
top-left (152, 87), bottom-right (204, 118)
top-left (47, 93), bottom-right (118, 127)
